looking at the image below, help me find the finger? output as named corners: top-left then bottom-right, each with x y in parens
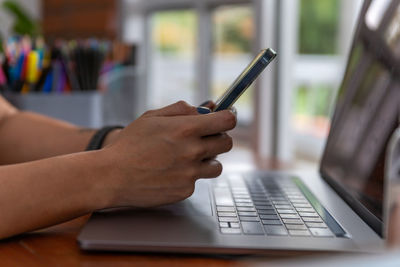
top-left (199, 100), bottom-right (212, 106)
top-left (230, 106), bottom-right (237, 117)
top-left (197, 159), bottom-right (223, 178)
top-left (147, 101), bottom-right (198, 117)
top-left (206, 101), bottom-right (216, 110)
top-left (181, 110), bottom-right (237, 136)
top-left (199, 100), bottom-right (216, 110)
top-left (200, 133), bottom-right (233, 159)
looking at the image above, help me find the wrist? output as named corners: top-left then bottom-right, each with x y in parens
top-left (86, 126), bottom-right (123, 151)
top-left (102, 128), bottom-right (122, 148)
top-left (84, 149), bottom-right (117, 211)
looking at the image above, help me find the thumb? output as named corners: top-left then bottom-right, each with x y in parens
top-left (145, 101), bottom-right (199, 117)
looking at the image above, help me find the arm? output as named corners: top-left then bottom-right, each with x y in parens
top-left (0, 95), bottom-right (120, 165)
top-left (0, 101), bottom-right (236, 239)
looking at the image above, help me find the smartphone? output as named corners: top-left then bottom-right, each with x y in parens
top-left (213, 48), bottom-right (277, 112)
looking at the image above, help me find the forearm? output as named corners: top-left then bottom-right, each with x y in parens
top-left (0, 111), bottom-right (120, 165)
top-left (0, 150), bottom-right (112, 239)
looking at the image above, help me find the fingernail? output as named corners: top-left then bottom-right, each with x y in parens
top-left (230, 106), bottom-right (237, 117)
top-left (199, 100), bottom-right (211, 107)
top-left (197, 106), bottom-right (211, 114)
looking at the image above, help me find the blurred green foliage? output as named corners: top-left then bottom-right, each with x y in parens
top-left (3, 0), bottom-right (40, 36)
top-left (299, 0), bottom-right (339, 54)
top-left (295, 84), bottom-right (334, 117)
top-left (213, 6), bottom-right (253, 53)
top-left (152, 6), bottom-right (253, 55)
top-left (152, 10), bottom-right (196, 54)
top-left (0, 0), bottom-right (41, 52)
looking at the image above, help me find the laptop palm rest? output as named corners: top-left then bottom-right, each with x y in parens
top-left (152, 179), bottom-right (213, 217)
top-left (79, 180), bottom-right (216, 248)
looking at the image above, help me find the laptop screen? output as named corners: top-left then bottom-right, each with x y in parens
top-left (320, 0), bottom-right (400, 236)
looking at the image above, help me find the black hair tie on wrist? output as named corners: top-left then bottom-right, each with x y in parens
top-left (86, 126), bottom-right (123, 151)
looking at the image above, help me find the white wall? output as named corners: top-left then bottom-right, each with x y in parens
top-left (0, 0), bottom-right (41, 40)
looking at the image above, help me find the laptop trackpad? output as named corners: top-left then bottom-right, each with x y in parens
top-left (153, 179), bottom-right (213, 217)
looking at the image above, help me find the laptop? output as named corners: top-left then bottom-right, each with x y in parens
top-left (78, 0), bottom-right (400, 254)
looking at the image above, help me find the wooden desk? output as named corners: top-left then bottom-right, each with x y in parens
top-left (0, 214), bottom-right (319, 267)
top-left (0, 148), bottom-right (307, 266)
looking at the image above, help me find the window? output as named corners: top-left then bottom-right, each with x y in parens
top-left (148, 10), bottom-right (197, 108)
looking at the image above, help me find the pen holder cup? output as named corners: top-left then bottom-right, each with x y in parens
top-left (5, 89), bottom-right (137, 128)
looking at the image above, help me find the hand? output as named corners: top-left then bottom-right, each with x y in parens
top-left (98, 101), bottom-right (237, 208)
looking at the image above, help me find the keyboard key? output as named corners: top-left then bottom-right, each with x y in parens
top-left (305, 222), bottom-right (327, 228)
top-left (253, 201), bottom-right (271, 206)
top-left (285, 224), bottom-right (307, 230)
top-left (240, 216), bottom-right (260, 222)
top-left (270, 197), bottom-right (286, 201)
top-left (293, 203), bottom-right (312, 208)
top-left (235, 199), bottom-right (253, 203)
top-left (250, 191), bottom-right (265, 195)
top-left (233, 193), bottom-right (250, 197)
top-left (290, 199), bottom-right (309, 204)
top-left (274, 205), bottom-right (292, 209)
top-left (237, 207), bottom-right (256, 212)
top-left (309, 228), bottom-right (333, 237)
top-left (217, 206), bottom-right (235, 212)
top-left (288, 230), bottom-right (310, 236)
top-left (264, 225), bottom-right (288, 236)
top-left (273, 201), bottom-right (290, 205)
top-left (236, 203), bottom-right (254, 207)
top-left (299, 212), bottom-right (319, 217)
top-left (229, 222), bottom-right (240, 228)
top-left (302, 217), bottom-right (323, 222)
top-left (233, 193), bottom-right (249, 197)
top-left (214, 188), bottom-right (234, 206)
top-left (249, 189), bottom-right (262, 192)
top-left (219, 217), bottom-right (239, 222)
top-left (285, 193), bottom-right (302, 196)
top-left (255, 205), bottom-right (273, 210)
top-left (250, 193), bottom-right (267, 198)
top-left (288, 195), bottom-right (305, 199)
top-left (260, 214), bottom-right (279, 220)
top-left (261, 219), bottom-right (282, 225)
top-left (219, 222), bottom-right (229, 228)
top-left (258, 209), bottom-right (277, 215)
top-left (252, 197), bottom-right (268, 201)
top-left (282, 219), bottom-right (303, 224)
top-left (241, 222), bottom-right (265, 235)
top-left (232, 191), bottom-right (248, 195)
top-left (295, 207), bottom-right (315, 212)
top-left (277, 209), bottom-right (296, 214)
top-left (234, 195), bottom-right (250, 199)
top-left (279, 214), bottom-right (299, 219)
top-left (238, 211), bottom-right (258, 217)
top-left (218, 212), bottom-right (237, 217)
top-left (221, 228), bottom-right (241, 234)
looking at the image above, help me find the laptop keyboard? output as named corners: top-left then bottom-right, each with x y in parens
top-left (214, 174), bottom-right (346, 238)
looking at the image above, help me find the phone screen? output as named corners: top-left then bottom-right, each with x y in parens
top-left (213, 48), bottom-right (277, 112)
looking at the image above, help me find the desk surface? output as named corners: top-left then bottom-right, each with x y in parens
top-left (0, 148), bottom-right (308, 266)
top-left (0, 216), bottom-right (249, 266)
